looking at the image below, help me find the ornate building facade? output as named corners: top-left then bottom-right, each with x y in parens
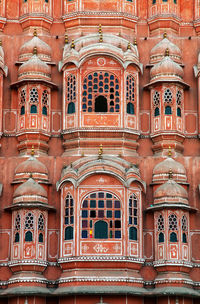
top-left (0, 1), bottom-right (199, 304)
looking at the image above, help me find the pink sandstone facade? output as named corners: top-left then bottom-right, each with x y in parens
top-left (0, 0), bottom-right (199, 303)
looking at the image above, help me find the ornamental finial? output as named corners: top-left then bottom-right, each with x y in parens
top-left (65, 33), bottom-right (68, 44)
top-left (169, 168), bottom-right (173, 179)
top-left (134, 38), bottom-right (137, 46)
top-left (31, 145), bottom-right (35, 156)
top-left (165, 48), bottom-right (169, 56)
top-left (127, 42), bottom-right (131, 50)
top-left (33, 46), bottom-right (37, 55)
top-left (168, 146), bottom-right (172, 157)
top-left (71, 39), bottom-right (75, 49)
top-left (98, 144), bottom-right (103, 159)
top-left (98, 24), bottom-right (102, 34)
top-left (163, 32), bottom-right (167, 39)
top-left (33, 28), bottom-right (37, 37)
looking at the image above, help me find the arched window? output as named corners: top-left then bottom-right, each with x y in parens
top-left (42, 106), bottom-right (47, 116)
top-left (30, 105), bottom-right (37, 114)
top-left (95, 96), bottom-right (108, 112)
top-left (38, 233), bottom-right (43, 243)
top-left (25, 231), bottom-right (33, 242)
top-left (165, 106), bottom-right (172, 115)
top-left (15, 232), bottom-right (20, 243)
top-left (24, 212), bottom-right (34, 242)
top-left (152, 0), bottom-right (156, 3)
top-left (65, 226), bottom-right (73, 240)
top-left (177, 107), bottom-right (181, 117)
top-left (127, 102), bottom-right (134, 115)
top-left (182, 232), bottom-right (187, 243)
top-left (126, 75), bottom-right (135, 115)
top-left (66, 74), bottom-right (76, 114)
top-left (20, 106), bottom-right (25, 115)
top-left (154, 107), bottom-right (160, 117)
top-left (170, 232), bottom-right (178, 242)
top-left (67, 102), bottom-right (75, 114)
top-left (38, 214), bottom-right (44, 243)
top-left (169, 213), bottom-right (178, 242)
top-left (159, 232), bottom-right (164, 243)
top-left (81, 191), bottom-right (121, 239)
top-left (128, 194), bottom-right (138, 241)
top-left (94, 221), bottom-right (108, 239)
top-left (82, 71), bottom-right (120, 113)
top-left (64, 194), bottom-right (74, 241)
top-left (129, 226), bottom-right (137, 241)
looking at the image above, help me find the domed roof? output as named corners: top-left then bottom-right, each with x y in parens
top-left (13, 178), bottom-right (47, 200)
top-left (14, 155), bottom-right (48, 181)
top-left (19, 31), bottom-right (51, 62)
top-left (153, 157), bottom-right (187, 182)
top-left (150, 51), bottom-right (184, 83)
top-left (18, 48), bottom-right (51, 81)
top-left (150, 35), bottom-right (181, 64)
top-left (154, 179), bottom-right (188, 200)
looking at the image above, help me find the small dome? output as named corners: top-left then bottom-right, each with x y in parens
top-left (18, 49), bottom-right (51, 81)
top-left (153, 157), bottom-right (187, 183)
top-left (19, 34), bottom-right (51, 62)
top-left (150, 53), bottom-right (184, 82)
top-left (14, 155), bottom-right (48, 181)
top-left (13, 178), bottom-right (47, 200)
top-left (150, 36), bottom-right (181, 64)
top-left (154, 179), bottom-right (188, 200)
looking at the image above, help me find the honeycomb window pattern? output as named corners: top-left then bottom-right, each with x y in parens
top-left (66, 74), bottom-right (76, 103)
top-left (42, 90), bottom-right (49, 106)
top-left (30, 88), bottom-right (39, 104)
top-left (176, 90), bottom-right (182, 106)
top-left (25, 212), bottom-right (34, 230)
top-left (81, 192), bottom-right (121, 239)
top-left (157, 214), bottom-right (164, 231)
top-left (164, 89), bottom-right (173, 104)
top-left (153, 91), bottom-right (160, 107)
top-left (168, 213), bottom-right (178, 231)
top-left (126, 75), bottom-right (135, 115)
top-left (20, 89), bottom-right (26, 105)
top-left (82, 71), bottom-right (120, 113)
top-left (181, 215), bottom-right (187, 231)
top-left (15, 214), bottom-right (21, 231)
top-left (64, 194), bottom-right (74, 241)
top-left (38, 214), bottom-right (45, 231)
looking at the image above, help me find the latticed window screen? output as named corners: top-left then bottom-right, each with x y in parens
top-left (14, 213), bottom-right (21, 243)
top-left (128, 194), bottom-right (138, 241)
top-left (24, 212), bottom-right (34, 242)
top-left (169, 213), bottom-right (178, 242)
top-left (182, 215), bottom-right (187, 243)
top-left (153, 91), bottom-right (160, 117)
top-left (81, 192), bottom-right (121, 239)
top-left (38, 214), bottom-right (45, 243)
top-left (30, 88), bottom-right (39, 103)
top-left (82, 71), bottom-right (120, 113)
top-left (164, 89), bottom-right (173, 104)
top-left (64, 194), bottom-right (74, 240)
top-left (157, 214), bottom-right (165, 243)
top-left (66, 74), bottom-right (76, 114)
top-left (126, 75), bottom-right (135, 115)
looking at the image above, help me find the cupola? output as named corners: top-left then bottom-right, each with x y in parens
top-left (19, 30), bottom-right (52, 63)
top-left (152, 156), bottom-right (187, 184)
top-left (18, 47), bottom-right (51, 82)
top-left (150, 49), bottom-right (184, 84)
top-left (150, 34), bottom-right (182, 65)
top-left (13, 177), bottom-right (48, 205)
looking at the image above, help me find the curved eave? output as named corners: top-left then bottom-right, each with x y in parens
top-left (57, 171), bottom-right (145, 192)
top-left (145, 203), bottom-right (197, 212)
top-left (4, 202), bottom-right (56, 212)
top-left (144, 79), bottom-right (190, 90)
top-left (10, 79), bottom-right (58, 90)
